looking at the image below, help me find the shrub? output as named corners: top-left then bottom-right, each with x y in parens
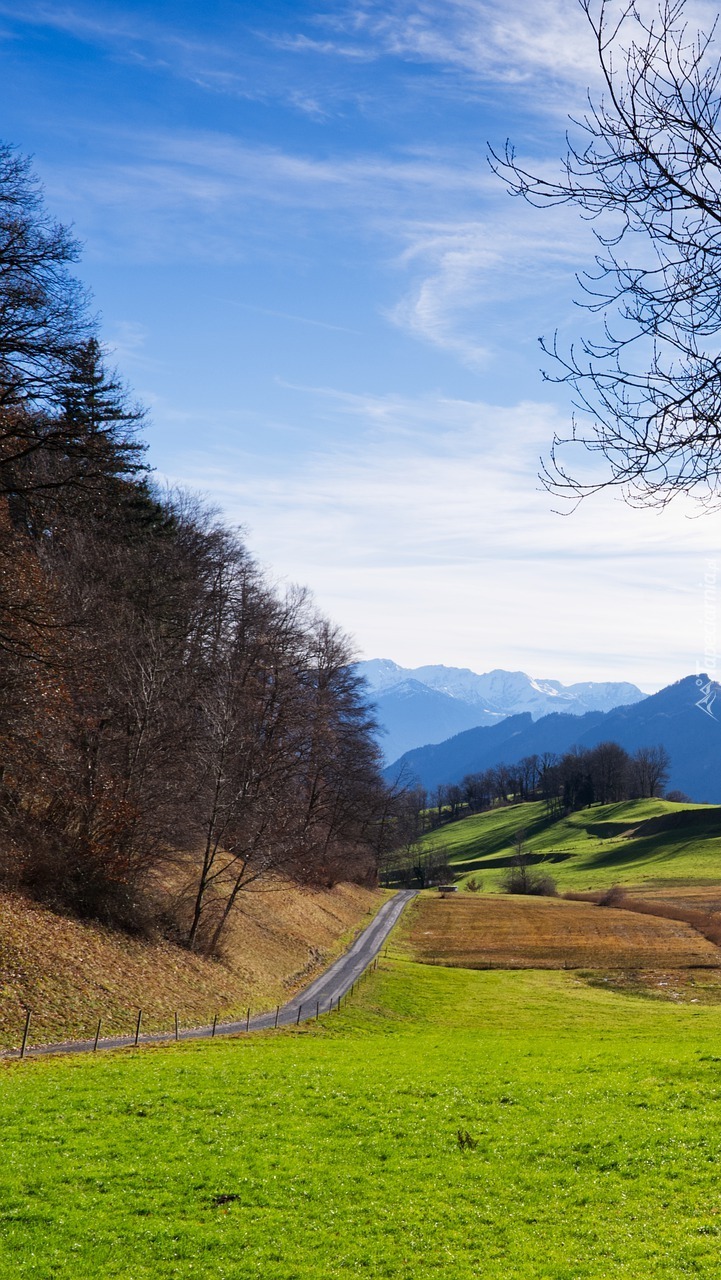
top-left (598, 884), bottom-right (627, 907)
top-left (500, 856), bottom-right (557, 897)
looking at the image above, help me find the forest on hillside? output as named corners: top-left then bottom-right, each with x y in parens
top-left (0, 144), bottom-right (396, 952)
top-left (402, 741), bottom-right (677, 835)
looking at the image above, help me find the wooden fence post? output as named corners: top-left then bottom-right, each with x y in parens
top-left (134, 1009), bottom-right (142, 1046)
top-left (174, 1011), bottom-right (179, 1042)
top-left (274, 1005), bottom-right (280, 1029)
top-left (296, 1004), bottom-right (302, 1025)
top-left (93, 1018), bottom-right (102, 1052)
top-left (246, 1007), bottom-right (250, 1032)
top-left (20, 1010), bottom-right (31, 1059)
top-left (212, 1014), bottom-right (217, 1038)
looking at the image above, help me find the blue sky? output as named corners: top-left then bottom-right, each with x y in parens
top-left (1, 0), bottom-right (718, 689)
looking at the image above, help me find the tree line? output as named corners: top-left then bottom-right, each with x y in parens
top-left (400, 741), bottom-right (676, 837)
top-left (0, 143), bottom-right (396, 951)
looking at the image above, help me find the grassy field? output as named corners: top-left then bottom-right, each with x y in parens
top-left (403, 893), bottom-right (721, 969)
top-left (420, 798), bottom-right (721, 891)
top-left (6, 794), bottom-right (721, 1278)
top-left (6, 960), bottom-right (721, 1278)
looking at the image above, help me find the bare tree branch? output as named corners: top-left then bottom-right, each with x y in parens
top-left (491, 0), bottom-right (721, 507)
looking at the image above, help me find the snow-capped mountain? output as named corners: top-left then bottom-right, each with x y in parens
top-left (383, 676), bottom-right (720, 804)
top-left (356, 659), bottom-right (645, 764)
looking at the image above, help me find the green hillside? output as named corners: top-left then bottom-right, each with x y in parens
top-left (419, 798), bottom-right (721, 891)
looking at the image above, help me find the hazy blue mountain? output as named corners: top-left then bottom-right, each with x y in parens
top-left (358, 659), bottom-right (644, 763)
top-left (383, 675), bottom-right (721, 803)
top-left (373, 680), bottom-right (500, 763)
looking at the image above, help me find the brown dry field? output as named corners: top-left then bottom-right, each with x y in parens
top-left (404, 894), bottom-right (721, 971)
top-left (631, 885), bottom-right (721, 912)
top-left (0, 880), bottom-right (384, 1052)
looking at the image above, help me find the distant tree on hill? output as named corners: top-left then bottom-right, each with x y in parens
top-left (588, 742), bottom-right (631, 805)
top-left (560, 748), bottom-right (593, 811)
top-left (461, 770), bottom-right (493, 813)
top-left (631, 745), bottom-right (671, 798)
top-left (518, 755), bottom-right (540, 799)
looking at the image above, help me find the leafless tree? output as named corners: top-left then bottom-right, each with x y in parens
top-left (666, 787), bottom-right (692, 802)
top-left (518, 754), bottom-right (540, 799)
top-left (631, 744), bottom-right (671, 796)
top-left (588, 741), bottom-right (631, 803)
top-left (492, 0), bottom-right (721, 508)
top-left (185, 582), bottom-right (304, 950)
top-left (0, 143), bottom-right (90, 411)
top-left (461, 770), bottom-right (493, 813)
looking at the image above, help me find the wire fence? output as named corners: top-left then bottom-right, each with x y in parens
top-left (9, 952), bottom-right (385, 1060)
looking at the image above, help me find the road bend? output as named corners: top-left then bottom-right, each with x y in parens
top-left (17, 889), bottom-right (417, 1059)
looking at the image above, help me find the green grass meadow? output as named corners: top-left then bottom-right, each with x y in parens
top-left (5, 959), bottom-right (721, 1278)
top-left (420, 798), bottom-right (721, 891)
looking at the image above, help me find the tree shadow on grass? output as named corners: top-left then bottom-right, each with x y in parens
top-left (450, 851), bottom-right (572, 874)
top-left (445, 809), bottom-right (558, 863)
top-left (579, 830), bottom-right (718, 872)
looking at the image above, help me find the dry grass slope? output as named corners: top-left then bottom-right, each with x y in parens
top-left (404, 894), bottom-right (721, 970)
top-left (0, 881), bottom-right (384, 1051)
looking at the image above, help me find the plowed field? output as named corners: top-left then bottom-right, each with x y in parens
top-left (405, 894), bottom-right (721, 969)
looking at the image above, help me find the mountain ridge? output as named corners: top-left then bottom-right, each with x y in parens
top-left (383, 675), bottom-right (721, 803)
top-left (357, 658), bottom-right (645, 763)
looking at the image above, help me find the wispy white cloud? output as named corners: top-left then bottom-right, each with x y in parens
top-left (161, 386), bottom-right (718, 685)
top-left (35, 110), bottom-right (597, 384)
top-left (5, 2), bottom-right (608, 363)
top-left (306, 0), bottom-right (721, 94)
top-left (229, 303), bottom-right (361, 335)
top-left (41, 125), bottom-right (495, 267)
top-left (0, 2), bottom-right (295, 107)
top-left (142, 133), bottom-right (491, 201)
top-left (0, 2), bottom-right (226, 67)
top-left (266, 32), bottom-right (377, 61)
top-left (43, 118), bottom-right (587, 368)
top-left (386, 197), bottom-right (596, 366)
top-left (0, 0), bottom-right (602, 121)
top-left (288, 0), bottom-right (600, 91)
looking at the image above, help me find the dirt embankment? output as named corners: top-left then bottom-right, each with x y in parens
top-left (0, 882), bottom-right (384, 1052)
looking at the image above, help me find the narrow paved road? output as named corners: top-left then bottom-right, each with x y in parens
top-left (18, 890), bottom-right (417, 1059)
